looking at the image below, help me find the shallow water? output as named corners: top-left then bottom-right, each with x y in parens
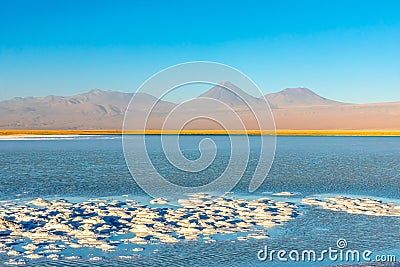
top-left (0, 135), bottom-right (399, 266)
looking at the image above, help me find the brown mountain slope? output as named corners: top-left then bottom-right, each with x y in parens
top-left (0, 89), bottom-right (175, 129)
top-left (264, 87), bottom-right (343, 108)
top-left (272, 102), bottom-right (400, 130)
top-left (198, 81), bottom-right (266, 108)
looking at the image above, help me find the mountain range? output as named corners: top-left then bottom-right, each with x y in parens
top-left (1, 82), bottom-right (399, 130)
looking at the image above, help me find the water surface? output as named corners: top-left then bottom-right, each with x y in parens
top-left (0, 136), bottom-right (399, 266)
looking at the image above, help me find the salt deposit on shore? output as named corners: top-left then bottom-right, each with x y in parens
top-left (302, 196), bottom-right (400, 216)
top-left (272, 192), bottom-right (296, 197)
top-left (0, 194), bottom-right (300, 264)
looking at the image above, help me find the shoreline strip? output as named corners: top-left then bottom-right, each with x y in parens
top-left (1, 129), bottom-right (400, 136)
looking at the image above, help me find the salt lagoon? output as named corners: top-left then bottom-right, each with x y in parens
top-left (0, 135), bottom-right (399, 266)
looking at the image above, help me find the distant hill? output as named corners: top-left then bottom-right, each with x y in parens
top-left (198, 81), bottom-right (265, 108)
top-left (0, 83), bottom-right (399, 130)
top-left (0, 89), bottom-right (173, 129)
top-left (265, 87), bottom-right (343, 108)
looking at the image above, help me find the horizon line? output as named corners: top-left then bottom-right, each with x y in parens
top-left (1, 129), bottom-right (400, 137)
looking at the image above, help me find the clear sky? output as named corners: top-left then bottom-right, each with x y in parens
top-left (0, 0), bottom-right (399, 103)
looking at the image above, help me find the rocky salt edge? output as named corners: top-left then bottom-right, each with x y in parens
top-left (0, 194), bottom-right (300, 264)
top-left (302, 196), bottom-right (400, 216)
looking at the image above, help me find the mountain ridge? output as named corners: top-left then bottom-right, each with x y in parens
top-left (265, 87), bottom-right (344, 108)
top-left (1, 85), bottom-right (342, 107)
top-left (1, 84), bottom-right (399, 130)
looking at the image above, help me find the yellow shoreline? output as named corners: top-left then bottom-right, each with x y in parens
top-left (1, 129), bottom-right (400, 136)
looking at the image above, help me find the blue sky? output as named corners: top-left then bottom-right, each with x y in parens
top-left (0, 0), bottom-right (399, 103)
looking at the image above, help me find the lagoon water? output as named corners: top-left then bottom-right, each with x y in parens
top-left (0, 136), bottom-right (399, 266)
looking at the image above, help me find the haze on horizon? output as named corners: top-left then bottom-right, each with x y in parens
top-left (0, 0), bottom-right (399, 103)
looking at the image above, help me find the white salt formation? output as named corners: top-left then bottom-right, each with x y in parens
top-left (0, 194), bottom-right (300, 263)
top-left (272, 192), bottom-right (296, 196)
top-left (302, 196), bottom-right (400, 216)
